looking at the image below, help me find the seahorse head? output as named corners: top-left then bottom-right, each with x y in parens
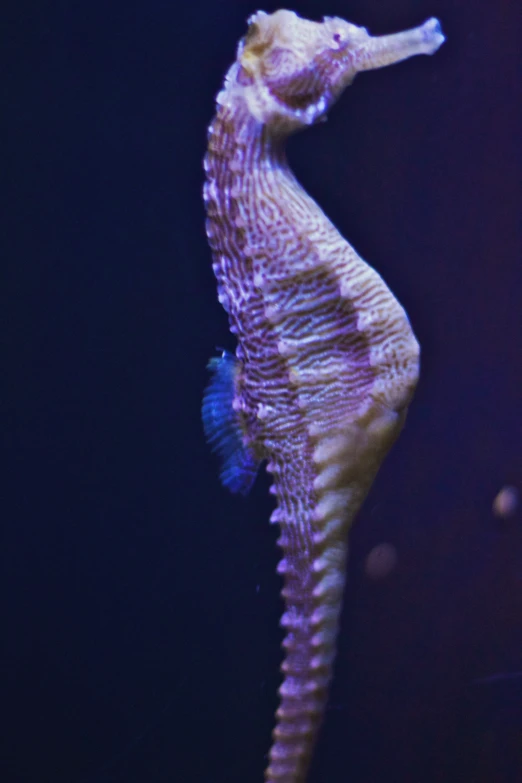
top-left (221, 9), bottom-right (444, 133)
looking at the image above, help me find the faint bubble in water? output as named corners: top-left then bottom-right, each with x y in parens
top-left (492, 486), bottom-right (519, 518)
top-left (365, 542), bottom-right (397, 580)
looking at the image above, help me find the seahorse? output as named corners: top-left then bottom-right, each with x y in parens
top-left (202, 10), bottom-right (444, 782)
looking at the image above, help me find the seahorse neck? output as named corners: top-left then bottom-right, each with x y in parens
top-left (205, 98), bottom-right (296, 196)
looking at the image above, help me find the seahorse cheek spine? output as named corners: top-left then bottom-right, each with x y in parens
top-left (203, 10), bottom-right (444, 783)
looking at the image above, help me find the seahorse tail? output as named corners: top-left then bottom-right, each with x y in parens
top-left (265, 542), bottom-right (346, 783)
top-left (265, 411), bottom-right (405, 781)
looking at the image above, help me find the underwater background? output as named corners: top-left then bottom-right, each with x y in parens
top-left (3, 0), bottom-right (521, 781)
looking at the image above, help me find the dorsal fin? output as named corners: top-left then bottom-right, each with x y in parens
top-left (202, 351), bottom-right (260, 495)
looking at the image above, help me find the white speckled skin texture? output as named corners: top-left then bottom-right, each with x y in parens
top-left (203, 10), bottom-right (444, 782)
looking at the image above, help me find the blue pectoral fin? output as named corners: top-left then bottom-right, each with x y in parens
top-left (202, 351), bottom-right (260, 495)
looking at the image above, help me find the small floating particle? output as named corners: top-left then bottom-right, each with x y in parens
top-left (365, 542), bottom-right (398, 580)
top-left (492, 486), bottom-right (519, 519)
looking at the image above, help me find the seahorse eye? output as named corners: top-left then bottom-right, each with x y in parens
top-left (330, 28), bottom-right (350, 50)
top-left (329, 22), bottom-right (368, 51)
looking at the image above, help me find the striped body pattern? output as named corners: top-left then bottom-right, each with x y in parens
top-left (202, 10), bottom-right (444, 782)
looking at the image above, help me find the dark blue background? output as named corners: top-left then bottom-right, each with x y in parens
top-left (3, 1), bottom-right (521, 781)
